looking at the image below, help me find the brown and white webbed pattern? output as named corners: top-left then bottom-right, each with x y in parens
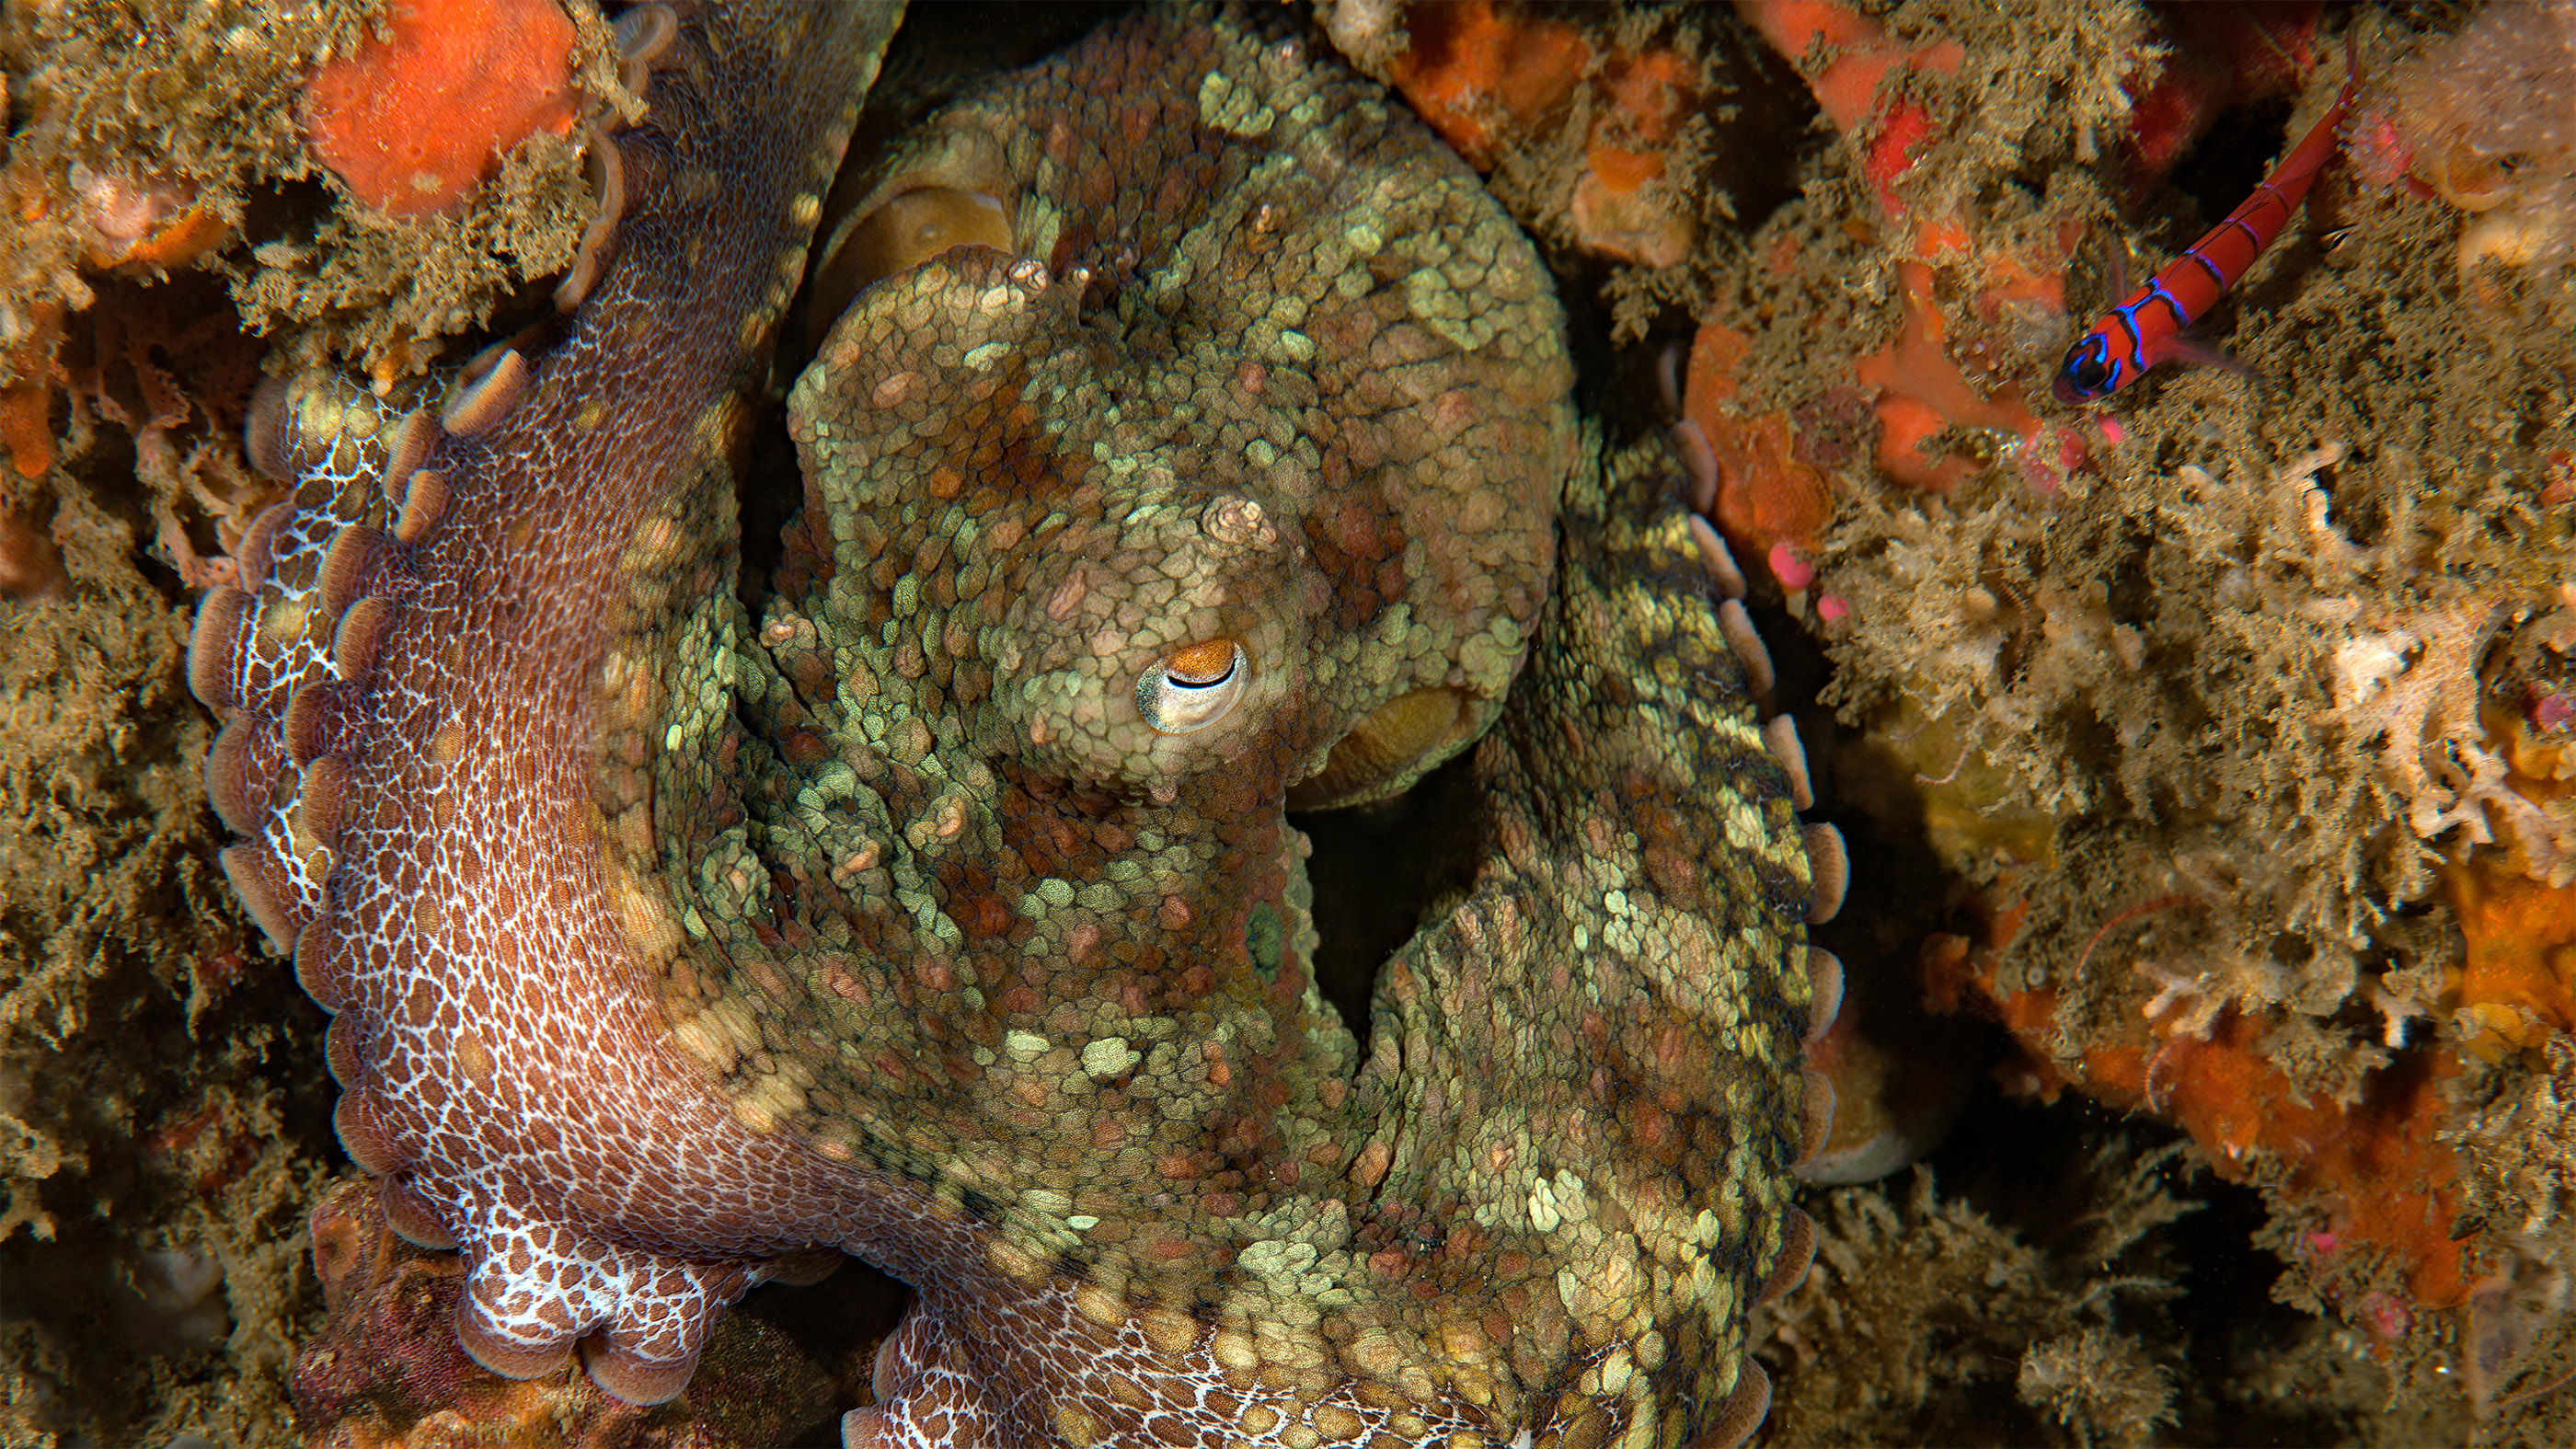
top-left (190, 0), bottom-right (905, 1405)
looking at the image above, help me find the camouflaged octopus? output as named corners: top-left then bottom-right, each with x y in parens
top-left (191, 3), bottom-right (1846, 1444)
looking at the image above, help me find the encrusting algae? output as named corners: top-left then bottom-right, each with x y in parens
top-left (4, 0), bottom-right (2576, 1445)
top-left (2354, 0), bottom-right (2576, 280)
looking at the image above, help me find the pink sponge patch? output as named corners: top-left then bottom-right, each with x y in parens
top-left (2348, 109), bottom-right (2416, 188)
top-left (2532, 686), bottom-right (2574, 733)
top-left (1766, 542), bottom-right (1817, 592)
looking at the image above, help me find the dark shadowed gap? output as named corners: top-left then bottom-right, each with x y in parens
top-left (1293, 742), bottom-right (1488, 1061)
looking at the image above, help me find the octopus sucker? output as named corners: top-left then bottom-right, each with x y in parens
top-left (1802, 946), bottom-right (1846, 1046)
top-left (1685, 511), bottom-right (1750, 600)
top-left (555, 124), bottom-right (630, 314)
top-left (1763, 713), bottom-right (1816, 811)
top-left (1717, 596), bottom-right (1777, 707)
top-left (203, 3), bottom-right (1833, 1443)
top-left (1673, 415), bottom-right (1723, 517)
top-left (1704, 1359), bottom-right (1775, 1449)
top-left (1801, 823), bottom-right (1851, 925)
top-left (436, 347), bottom-right (530, 435)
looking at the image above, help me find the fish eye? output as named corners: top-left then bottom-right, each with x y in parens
top-left (1136, 638), bottom-right (1249, 735)
top-left (2060, 340), bottom-right (2113, 396)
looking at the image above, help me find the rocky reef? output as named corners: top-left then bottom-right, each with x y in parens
top-left (4, 1), bottom-right (2573, 1444)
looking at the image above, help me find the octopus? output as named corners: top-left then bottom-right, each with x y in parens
top-left (190, 3), bottom-right (1846, 1444)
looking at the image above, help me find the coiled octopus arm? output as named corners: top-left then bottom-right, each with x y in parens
top-left (193, 0), bottom-right (900, 1404)
top-left (192, 3), bottom-right (1838, 1444)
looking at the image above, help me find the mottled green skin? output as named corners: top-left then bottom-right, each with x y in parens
top-left (615, 8), bottom-right (1812, 1443)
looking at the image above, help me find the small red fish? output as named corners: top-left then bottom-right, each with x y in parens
top-left (2054, 31), bottom-right (2359, 404)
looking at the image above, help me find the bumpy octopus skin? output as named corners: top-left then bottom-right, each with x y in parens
top-left (192, 4), bottom-right (1842, 1445)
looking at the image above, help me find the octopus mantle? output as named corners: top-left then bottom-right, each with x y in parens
top-left (190, 4), bottom-right (1839, 1443)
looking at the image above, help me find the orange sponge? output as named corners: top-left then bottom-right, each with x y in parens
top-left (303, 0), bottom-right (581, 216)
top-left (0, 303), bottom-right (63, 480)
top-left (2444, 857), bottom-right (2576, 1063)
top-left (1381, 1), bottom-right (1703, 266)
top-left (1926, 929), bottom-right (2472, 1312)
top-left (1855, 260), bottom-right (2042, 490)
top-left (1682, 321), bottom-right (1838, 559)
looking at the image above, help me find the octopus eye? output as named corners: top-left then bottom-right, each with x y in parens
top-left (1136, 638), bottom-right (1248, 735)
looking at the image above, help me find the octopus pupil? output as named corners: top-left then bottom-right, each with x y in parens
top-left (1137, 642), bottom-right (1248, 736)
top-left (1166, 659), bottom-right (1234, 688)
